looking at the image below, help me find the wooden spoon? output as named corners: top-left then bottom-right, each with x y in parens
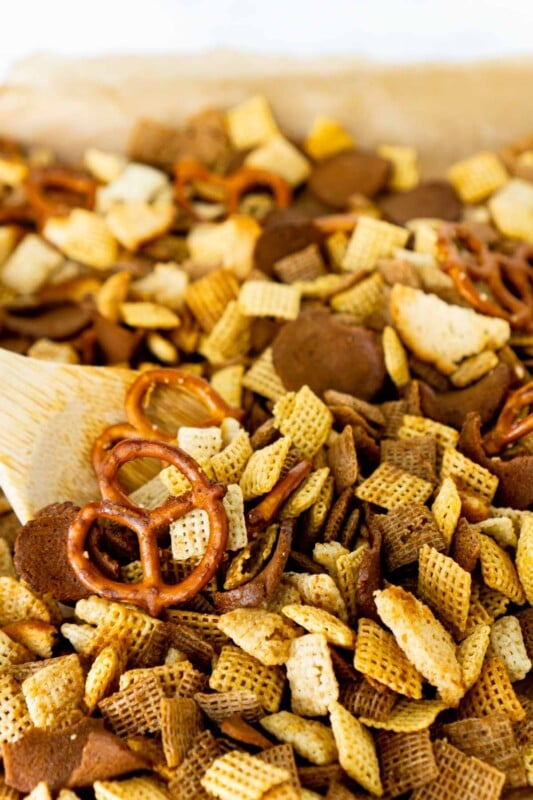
top-left (0, 348), bottom-right (135, 523)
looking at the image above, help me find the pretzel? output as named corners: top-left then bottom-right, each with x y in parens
top-left (91, 422), bottom-right (142, 475)
top-left (173, 159), bottom-right (291, 217)
top-left (483, 381), bottom-right (533, 454)
top-left (25, 166), bottom-right (98, 220)
top-left (124, 367), bottom-right (243, 442)
top-left (68, 439), bottom-right (228, 616)
top-left (438, 223), bottom-right (533, 330)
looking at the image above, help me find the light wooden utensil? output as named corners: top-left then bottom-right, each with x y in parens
top-left (0, 348), bottom-right (135, 523)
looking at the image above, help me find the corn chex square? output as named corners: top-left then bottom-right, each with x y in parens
top-left (360, 697), bottom-right (447, 732)
top-left (432, 477), bottom-right (462, 547)
top-left (260, 711), bottom-right (338, 766)
top-left (245, 135), bottom-right (311, 187)
top-left (378, 143), bottom-right (420, 191)
top-left (382, 324), bottom-right (410, 388)
top-left (489, 615), bottom-right (531, 681)
top-left (478, 534), bottom-right (526, 604)
top-left (517, 513), bottom-right (533, 604)
top-left (355, 462), bottom-right (433, 510)
top-left (285, 572), bottom-right (348, 622)
top-left (170, 508), bottom-right (210, 561)
top-left (209, 645), bottom-right (285, 713)
top-left (398, 414), bottom-right (459, 461)
top-left (199, 300), bottom-right (251, 366)
top-left (440, 448), bottom-right (499, 504)
top-left (273, 386), bottom-right (333, 460)
top-left (201, 750), bottom-right (290, 800)
top-left (176, 425), bottom-right (222, 471)
top-left (93, 776), bottom-right (171, 799)
top-left (0, 673), bottom-right (33, 743)
top-left (43, 209), bottom-right (118, 270)
top-left (354, 617), bottom-right (423, 698)
top-left (457, 624), bottom-right (491, 691)
top-left (336, 545), bottom-right (369, 626)
top-left (329, 701), bottom-right (383, 796)
top-left (226, 95), bottom-right (280, 149)
top-left (21, 653), bottom-right (84, 729)
top-left (489, 178), bottom-right (533, 241)
top-left (418, 544), bottom-right (471, 637)
top-left (167, 730), bottom-right (221, 799)
top-left (210, 364), bottom-right (245, 410)
top-left (286, 633), bottom-right (338, 716)
top-left (341, 216), bottom-right (409, 273)
top-left (282, 604), bottom-right (355, 649)
top-left (459, 657), bottom-right (525, 723)
top-left (281, 467), bottom-right (330, 519)
top-left (242, 347), bottom-right (287, 401)
top-left (304, 115), bottom-right (354, 159)
top-left (211, 430), bottom-right (253, 484)
top-left (306, 474), bottom-right (335, 540)
top-left (330, 272), bottom-right (384, 321)
top-left (238, 280), bottom-right (301, 320)
top-left (447, 150), bottom-right (508, 203)
top-left (185, 267), bottom-right (240, 333)
top-left (217, 608), bottom-right (299, 666)
top-left (84, 643), bottom-right (125, 714)
top-left (239, 436), bottom-right (292, 500)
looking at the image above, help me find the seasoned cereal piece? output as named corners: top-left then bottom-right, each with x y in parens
top-left (355, 462), bottom-right (433, 510)
top-left (240, 436), bottom-right (292, 500)
top-left (201, 750), bottom-right (290, 800)
top-left (456, 624), bottom-right (491, 691)
top-left (273, 386), bottom-right (333, 460)
top-left (478, 534), bottom-right (526, 604)
top-left (260, 712), bottom-right (338, 765)
top-left (217, 609), bottom-right (300, 666)
top-left (377, 729), bottom-right (438, 796)
top-left (410, 739), bottom-right (505, 799)
top-left (381, 435), bottom-right (437, 483)
top-left (281, 604), bottom-right (355, 649)
top-left (377, 504), bottom-right (445, 572)
top-left (418, 544), bottom-right (471, 637)
top-left (342, 216), bottom-right (409, 273)
top-left (432, 477), bottom-right (462, 547)
top-left (360, 697), bottom-right (447, 732)
top-left (286, 633), bottom-right (338, 717)
top-left (488, 615), bottom-right (531, 681)
top-left (209, 645), bottom-right (285, 713)
top-left (448, 150), bottom-right (508, 203)
top-left (460, 656), bottom-right (525, 722)
top-left (329, 701), bottom-right (383, 796)
top-left (160, 696), bottom-right (203, 768)
top-left (354, 618), bottom-right (423, 699)
top-left (21, 653), bottom-right (84, 729)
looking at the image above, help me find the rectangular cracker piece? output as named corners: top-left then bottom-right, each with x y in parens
top-left (355, 462), bottom-right (433, 511)
top-left (377, 729), bottom-right (438, 796)
top-left (459, 656), bottom-right (525, 723)
top-left (285, 634), bottom-right (339, 717)
top-left (21, 653), bottom-right (84, 729)
top-left (273, 386), bottom-right (333, 460)
top-left (201, 750), bottom-right (290, 800)
top-left (342, 216), bottom-right (409, 273)
top-left (417, 544), bottom-right (471, 637)
top-left (478, 534), bottom-right (526, 604)
top-left (209, 645), bottom-right (285, 713)
top-left (354, 618), bottom-right (422, 699)
top-left (329, 701), bottom-right (383, 796)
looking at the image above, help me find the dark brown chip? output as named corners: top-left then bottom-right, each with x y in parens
top-left (323, 391), bottom-right (386, 428)
top-left (338, 507), bottom-right (361, 550)
top-left (330, 648), bottom-right (360, 683)
top-left (308, 149), bottom-right (391, 207)
top-left (380, 435), bottom-right (437, 483)
top-left (328, 426), bottom-right (358, 492)
top-left (298, 764), bottom-right (346, 790)
top-left (356, 520), bottom-right (382, 620)
top-left (14, 502), bottom-right (91, 603)
top-left (2, 303), bottom-right (92, 340)
top-left (92, 313), bottom-right (144, 365)
top-left (219, 714), bottom-right (273, 749)
top-left (253, 220), bottom-right (324, 276)
top-left (377, 729), bottom-right (439, 796)
top-left (451, 518), bottom-right (481, 572)
top-left (376, 503), bottom-right (445, 572)
top-left (323, 487), bottom-right (354, 544)
top-left (272, 309), bottom-right (386, 400)
top-left (379, 180), bottom-right (462, 226)
top-left (516, 608), bottom-right (533, 663)
top-left (3, 717), bottom-right (148, 793)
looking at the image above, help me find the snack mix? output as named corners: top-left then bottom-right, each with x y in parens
top-left (1, 95), bottom-right (533, 798)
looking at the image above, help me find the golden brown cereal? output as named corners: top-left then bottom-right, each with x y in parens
top-left (342, 216), bottom-right (409, 273)
top-left (281, 604), bottom-right (354, 649)
top-left (210, 364), bottom-right (245, 409)
top-left (256, 743), bottom-right (301, 794)
top-left (238, 280), bottom-right (300, 320)
top-left (120, 300), bottom-right (179, 330)
top-left (377, 729), bottom-right (438, 796)
top-left (450, 351), bottom-right (499, 388)
top-left (185, 268), bottom-right (240, 333)
top-left (260, 712), bottom-right (338, 766)
top-left (0, 673), bottom-right (33, 744)
top-left (281, 467), bottom-right (331, 518)
top-left (355, 462), bottom-right (433, 510)
top-left (383, 324), bottom-right (410, 388)
top-left (304, 116), bottom-right (354, 159)
top-left (488, 615), bottom-right (531, 681)
top-left (119, 661), bottom-right (207, 697)
top-left (460, 656), bottom-right (525, 722)
top-left (378, 143), bottom-right (420, 190)
top-left (345, 678), bottom-right (398, 722)
top-left (517, 513), bottom-right (533, 604)
top-left (285, 633), bottom-right (339, 716)
top-left (1, 233), bottom-right (63, 294)
top-left (273, 386), bottom-right (333, 460)
top-left (226, 95), bottom-right (280, 149)
top-left (328, 427), bottom-right (358, 493)
top-left (478, 534), bottom-right (526, 604)
top-left (194, 691), bottom-right (264, 724)
top-left (440, 448), bottom-right (499, 505)
top-left (411, 739), bottom-right (505, 799)
top-left (167, 730), bottom-right (222, 800)
top-left (354, 618), bottom-right (423, 699)
top-left (209, 645), bottom-right (285, 713)
top-left (160, 696), bottom-right (203, 768)
top-left (170, 508), bottom-right (212, 561)
top-left (432, 477), bottom-right (462, 547)
top-left (489, 177), bottom-right (533, 240)
top-left (447, 150), bottom-right (508, 203)
top-left (93, 776), bottom-right (171, 799)
top-left (84, 643), bottom-right (125, 714)
top-left (217, 609), bottom-right (300, 666)
top-left (0, 577), bottom-right (53, 626)
top-left (43, 209), bottom-right (118, 269)
top-left (199, 299), bottom-right (251, 366)
top-left (336, 544), bottom-right (368, 626)
top-left (242, 347), bottom-right (287, 401)
top-left (239, 436), bottom-right (292, 500)
top-left (329, 701), bottom-right (383, 796)
top-left (21, 653), bottom-right (84, 729)
top-left (246, 136), bottom-right (311, 187)
top-left (106, 201), bottom-right (174, 250)
top-left (285, 572), bottom-right (348, 622)
top-left (375, 585), bottom-right (465, 706)
top-left (0, 629), bottom-right (33, 668)
top-left (418, 544), bottom-right (471, 637)
top-left (360, 697), bottom-right (447, 732)
top-left (201, 750), bottom-right (290, 800)
top-left (1, 620), bottom-right (56, 659)
top-left (456, 624), bottom-right (491, 691)
top-left (312, 541), bottom-right (348, 580)
top-left (398, 414), bottom-right (459, 460)
top-left (330, 272), bottom-right (384, 322)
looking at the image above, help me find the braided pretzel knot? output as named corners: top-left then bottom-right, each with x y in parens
top-left (68, 439), bottom-right (228, 617)
top-left (437, 223), bottom-right (533, 331)
top-left (173, 159), bottom-right (291, 217)
top-left (483, 381), bottom-right (533, 455)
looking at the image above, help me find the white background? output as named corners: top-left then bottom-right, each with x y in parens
top-left (2, 0), bottom-right (533, 80)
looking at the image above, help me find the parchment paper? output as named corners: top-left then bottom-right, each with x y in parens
top-left (1, 52), bottom-right (533, 174)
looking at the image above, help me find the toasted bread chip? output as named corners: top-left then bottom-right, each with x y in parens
top-left (246, 135), bottom-right (311, 186)
top-left (84, 643), bottom-right (125, 714)
top-left (378, 144), bottom-right (420, 191)
top-left (418, 544), bottom-right (471, 637)
top-left (330, 272), bottom-right (384, 322)
top-left (336, 545), bottom-right (369, 626)
top-left (478, 534), bottom-right (526, 604)
top-left (194, 690), bottom-right (263, 724)
top-left (238, 280), bottom-right (301, 321)
top-left (377, 504), bottom-right (444, 572)
top-left (354, 618), bottom-right (423, 699)
top-left (286, 634), bottom-right (339, 717)
top-left (355, 462), bottom-right (433, 510)
top-left (0, 673), bottom-right (33, 744)
top-left (209, 645), bottom-right (285, 713)
top-left (489, 615), bottom-right (531, 681)
top-left (239, 436), bottom-right (292, 500)
top-left (226, 95), bottom-right (280, 149)
top-left (160, 696), bottom-right (203, 768)
top-left (1, 233), bottom-right (63, 294)
top-left (282, 604), bottom-right (354, 649)
top-left (21, 653), bottom-right (84, 729)
top-left (398, 414), bottom-right (459, 461)
top-left (260, 712), bottom-right (337, 766)
top-left (489, 177), bottom-right (533, 241)
top-left (43, 209), bottom-right (118, 269)
top-left (447, 150), bottom-right (508, 203)
top-left (185, 268), bottom-right (240, 333)
top-left (432, 477), bottom-right (462, 547)
top-left (460, 656), bottom-right (525, 722)
top-left (457, 624), bottom-right (491, 691)
top-left (383, 324), bottom-right (410, 388)
top-left (211, 365), bottom-right (245, 410)
top-left (304, 116), bottom-right (354, 159)
top-left (274, 244), bottom-right (326, 284)
top-left (360, 697), bottom-right (447, 732)
top-left (517, 514), bottom-right (533, 605)
top-left (390, 285), bottom-right (510, 374)
top-left (377, 729), bottom-right (438, 796)
top-left (273, 386), bottom-right (333, 460)
top-left (285, 572), bottom-right (348, 623)
top-left (342, 216), bottom-right (409, 273)
top-left (443, 713), bottom-right (527, 788)
top-left (412, 739), bottom-right (505, 799)
top-left (441, 449), bottom-right (499, 505)
top-left (329, 701), bottom-right (383, 796)
top-left (106, 202), bottom-right (174, 251)
top-left (201, 750), bottom-right (290, 800)
top-left (218, 609), bottom-right (299, 666)
top-left (93, 776), bottom-right (171, 800)
top-left (281, 467), bottom-right (330, 519)
top-left (375, 585), bottom-right (465, 706)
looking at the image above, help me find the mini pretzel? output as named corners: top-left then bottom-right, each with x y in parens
top-left (483, 381), bottom-right (533, 454)
top-left (91, 422), bottom-right (141, 475)
top-left (125, 367), bottom-right (243, 442)
top-left (438, 223), bottom-right (533, 330)
top-left (173, 159), bottom-right (291, 217)
top-left (68, 439), bottom-right (228, 616)
top-left (26, 166), bottom-right (98, 220)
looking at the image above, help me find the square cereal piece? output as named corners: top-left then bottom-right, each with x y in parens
top-left (185, 267), bottom-right (240, 333)
top-left (226, 95), bottom-right (280, 149)
top-left (93, 776), bottom-right (171, 799)
top-left (0, 577), bottom-right (53, 626)
top-left (165, 610), bottom-right (228, 647)
top-left (517, 513), bottom-right (533, 604)
top-left (398, 414), bottom-right (459, 461)
top-left (418, 544), bottom-right (471, 637)
top-left (160, 696), bottom-right (203, 768)
top-left (377, 729), bottom-right (438, 796)
top-left (312, 541), bottom-right (349, 581)
top-left (43, 209), bottom-right (117, 270)
top-left (167, 729), bottom-right (221, 800)
top-left (285, 572), bottom-right (348, 622)
top-left (274, 244), bottom-right (326, 284)
top-left (260, 712), bottom-right (338, 766)
top-left (360, 697), bottom-right (447, 732)
top-left (478, 534), bottom-right (526, 604)
top-left (0, 673), bottom-right (33, 743)
top-left (242, 347), bottom-right (287, 401)
top-left (286, 633), bottom-right (338, 716)
top-left (489, 615), bottom-right (531, 681)
top-left (298, 766), bottom-right (344, 792)
top-left (450, 350), bottom-right (499, 388)
top-left (245, 136), bottom-right (311, 187)
top-left (380, 435), bottom-right (437, 484)
top-left (238, 280), bottom-right (300, 321)
top-left (336, 545), bottom-right (369, 626)
top-left (170, 508), bottom-right (211, 561)
top-left (432, 477), bottom-right (462, 548)
top-left (84, 643), bottom-right (125, 714)
top-left (441, 448), bottom-right (499, 504)
top-left (354, 617), bottom-right (423, 699)
top-left (211, 431), bottom-right (253, 485)
top-left (217, 609), bottom-right (299, 666)
top-left (99, 673), bottom-right (164, 737)
top-left (410, 739), bottom-right (505, 800)
top-left (456, 624), bottom-right (491, 691)
top-left (376, 503), bottom-right (445, 572)
top-left (378, 144), bottom-right (420, 191)
top-left (489, 177), bottom-right (533, 241)
top-left (341, 216), bottom-right (409, 273)
top-left (1, 233), bottom-right (63, 294)
top-left (209, 645), bottom-right (285, 713)
top-left (21, 653), bottom-right (84, 729)
top-left (355, 462), bottom-right (433, 510)
top-left (199, 300), bottom-right (251, 366)
top-left (222, 484), bottom-right (248, 551)
top-left (443, 713), bottom-right (527, 788)
top-left (177, 426), bottom-right (222, 470)
top-left (256, 743), bottom-right (301, 791)
top-left (304, 116), bottom-right (354, 160)
top-left (329, 701), bottom-right (383, 796)
top-left (194, 690), bottom-right (264, 724)
top-left (210, 364), bottom-right (245, 410)
top-left (281, 604), bottom-right (355, 649)
top-left (346, 678), bottom-right (398, 722)
top-left (273, 386), bottom-right (333, 460)
top-left (106, 201), bottom-right (174, 251)
top-left (281, 467), bottom-right (331, 518)
top-left (382, 324), bottom-right (411, 388)
top-left (447, 151), bottom-right (508, 203)
top-left (119, 661), bottom-right (207, 697)
top-left (330, 272), bottom-right (384, 322)
top-left (201, 750), bottom-right (290, 800)
top-left (374, 585), bottom-right (465, 707)
top-left (239, 436), bottom-right (292, 500)
top-left (459, 656), bottom-right (525, 722)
